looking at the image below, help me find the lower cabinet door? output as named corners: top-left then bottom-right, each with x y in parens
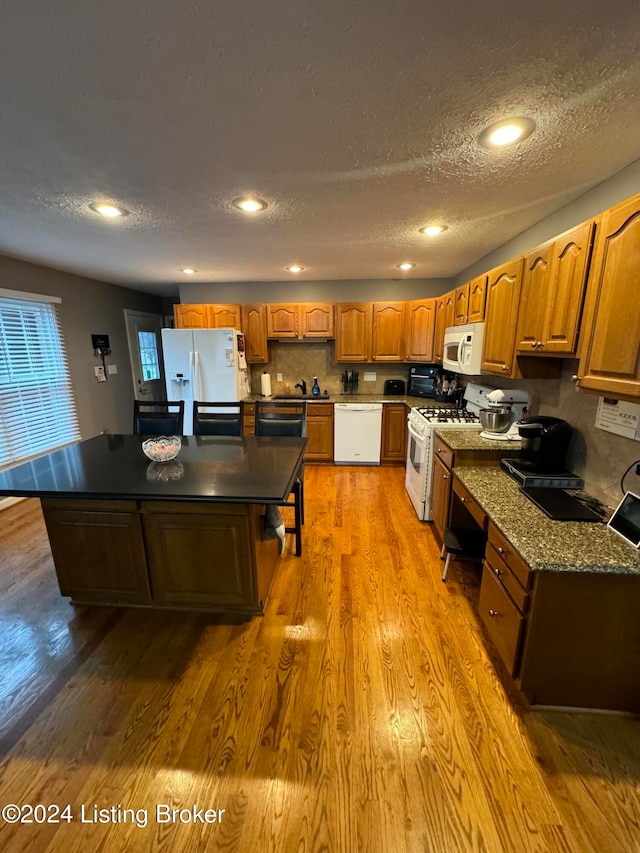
top-left (43, 506), bottom-right (152, 605)
top-left (479, 565), bottom-right (524, 677)
top-left (142, 508), bottom-right (257, 610)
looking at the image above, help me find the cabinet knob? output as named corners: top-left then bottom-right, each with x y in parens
top-left (443, 474), bottom-right (449, 480)
top-left (497, 546), bottom-right (504, 554)
top-left (437, 448), bottom-right (442, 453)
top-left (531, 342), bottom-right (537, 348)
top-left (571, 374), bottom-right (580, 383)
top-left (493, 567), bottom-right (502, 577)
top-left (488, 609), bottom-right (498, 617)
top-left (501, 365), bottom-right (508, 371)
top-left (460, 497), bottom-right (466, 502)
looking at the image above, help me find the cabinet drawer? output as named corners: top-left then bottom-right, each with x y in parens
top-left (479, 566), bottom-right (525, 677)
top-left (487, 521), bottom-right (531, 590)
top-left (309, 403), bottom-right (333, 416)
top-left (485, 543), bottom-right (528, 613)
top-left (453, 477), bottom-right (487, 529)
top-left (433, 435), bottom-right (454, 470)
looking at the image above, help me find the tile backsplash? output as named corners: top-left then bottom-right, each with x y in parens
top-left (250, 342), bottom-right (412, 397)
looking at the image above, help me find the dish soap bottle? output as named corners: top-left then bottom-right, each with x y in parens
top-left (312, 377), bottom-right (320, 396)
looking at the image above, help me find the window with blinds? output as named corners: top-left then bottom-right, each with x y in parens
top-left (0, 292), bottom-right (80, 467)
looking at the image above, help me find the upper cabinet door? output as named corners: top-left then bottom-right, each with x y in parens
top-left (267, 304), bottom-right (299, 338)
top-left (578, 196), bottom-right (640, 401)
top-left (372, 302), bottom-right (406, 361)
top-left (454, 284), bottom-right (470, 325)
top-left (405, 299), bottom-right (436, 361)
top-left (481, 258), bottom-right (524, 376)
top-left (174, 304), bottom-right (211, 329)
top-left (208, 304), bottom-right (242, 329)
top-left (543, 220), bottom-right (596, 354)
top-left (515, 243), bottom-right (553, 353)
top-left (433, 297), bottom-right (447, 363)
top-left (335, 303), bottom-right (372, 361)
top-left (241, 304), bottom-right (270, 363)
top-left (468, 275), bottom-right (487, 323)
top-left (301, 303), bottom-right (335, 338)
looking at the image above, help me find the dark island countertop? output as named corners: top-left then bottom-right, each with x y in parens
top-left (0, 434), bottom-right (308, 504)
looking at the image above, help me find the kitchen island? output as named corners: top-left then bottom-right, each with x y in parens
top-left (0, 434), bottom-right (307, 617)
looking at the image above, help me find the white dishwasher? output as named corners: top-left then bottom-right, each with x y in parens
top-left (334, 403), bottom-right (383, 465)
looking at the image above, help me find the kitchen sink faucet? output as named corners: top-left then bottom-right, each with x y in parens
top-left (294, 379), bottom-right (307, 395)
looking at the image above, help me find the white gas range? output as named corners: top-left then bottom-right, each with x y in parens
top-left (405, 400), bottom-right (481, 521)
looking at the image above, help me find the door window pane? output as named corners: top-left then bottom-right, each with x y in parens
top-left (138, 331), bottom-right (160, 381)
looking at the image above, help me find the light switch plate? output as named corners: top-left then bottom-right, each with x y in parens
top-left (107, 364), bottom-right (118, 374)
top-left (277, 373), bottom-right (283, 381)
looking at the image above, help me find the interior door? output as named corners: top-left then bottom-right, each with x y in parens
top-left (124, 310), bottom-right (166, 401)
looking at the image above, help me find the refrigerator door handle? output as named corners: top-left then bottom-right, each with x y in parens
top-left (194, 351), bottom-right (203, 401)
top-left (189, 350), bottom-right (195, 399)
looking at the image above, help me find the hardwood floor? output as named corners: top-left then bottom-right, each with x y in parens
top-left (0, 468), bottom-right (639, 852)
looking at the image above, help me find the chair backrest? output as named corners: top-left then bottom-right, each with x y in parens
top-left (255, 401), bottom-right (307, 437)
top-left (193, 401), bottom-right (244, 436)
top-left (133, 400), bottom-right (185, 435)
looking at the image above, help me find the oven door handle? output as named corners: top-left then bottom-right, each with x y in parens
top-left (408, 422), bottom-right (427, 445)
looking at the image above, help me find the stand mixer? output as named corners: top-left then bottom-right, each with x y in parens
top-left (478, 387), bottom-right (531, 440)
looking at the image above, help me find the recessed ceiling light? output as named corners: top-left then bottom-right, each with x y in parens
top-left (286, 265), bottom-right (304, 273)
top-left (233, 196), bottom-right (268, 213)
top-left (89, 202), bottom-right (129, 218)
top-left (478, 117), bottom-right (536, 149)
top-left (397, 263), bottom-right (415, 271)
top-left (181, 268), bottom-right (197, 275)
top-left (420, 224), bottom-right (448, 237)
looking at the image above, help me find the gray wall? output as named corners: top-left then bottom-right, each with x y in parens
top-left (0, 255), bottom-right (163, 439)
top-left (179, 278), bottom-right (450, 304)
top-left (453, 157), bottom-right (640, 285)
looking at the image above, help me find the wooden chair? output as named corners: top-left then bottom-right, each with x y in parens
top-left (133, 400), bottom-right (185, 435)
top-left (193, 401), bottom-right (244, 436)
top-left (255, 401), bottom-right (307, 556)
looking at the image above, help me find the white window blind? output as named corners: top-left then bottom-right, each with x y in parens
top-left (0, 294), bottom-right (80, 466)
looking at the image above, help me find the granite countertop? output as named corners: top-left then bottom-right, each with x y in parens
top-left (0, 434), bottom-right (308, 505)
top-left (244, 394), bottom-right (435, 406)
top-left (454, 466), bottom-right (640, 576)
top-left (435, 427), bottom-right (523, 452)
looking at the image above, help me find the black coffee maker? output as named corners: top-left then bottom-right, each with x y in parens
top-left (515, 416), bottom-right (573, 472)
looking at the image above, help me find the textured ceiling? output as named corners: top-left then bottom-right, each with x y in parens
top-left (1, 0), bottom-right (640, 297)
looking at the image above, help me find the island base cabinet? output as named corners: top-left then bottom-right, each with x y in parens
top-left (517, 572), bottom-right (640, 712)
top-left (42, 499), bottom-right (152, 605)
top-left (41, 498), bottom-right (280, 617)
top-left (142, 503), bottom-right (258, 612)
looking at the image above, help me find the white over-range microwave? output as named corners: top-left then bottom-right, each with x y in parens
top-left (442, 322), bottom-right (485, 375)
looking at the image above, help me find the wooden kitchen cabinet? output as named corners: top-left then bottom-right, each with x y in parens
top-left (381, 403), bottom-right (408, 464)
top-left (241, 304), bottom-right (270, 363)
top-left (174, 304), bottom-right (210, 329)
top-left (305, 403), bottom-right (334, 462)
top-left (515, 220), bottom-right (596, 356)
top-left (300, 303), bottom-right (334, 338)
top-left (372, 302), bottom-right (406, 361)
top-left (433, 292), bottom-right (455, 363)
top-left (42, 499), bottom-right (152, 606)
top-left (208, 304), bottom-right (242, 329)
top-left (405, 298), bottom-right (436, 361)
top-left (267, 304), bottom-right (299, 338)
top-left (335, 303), bottom-right (372, 361)
top-left (431, 452), bottom-right (452, 544)
top-left (481, 258), bottom-right (524, 376)
top-left (577, 192), bottom-right (640, 401)
top-left (454, 284), bottom-right (470, 325)
top-left (468, 275), bottom-right (487, 323)
top-left (242, 402), bottom-right (256, 436)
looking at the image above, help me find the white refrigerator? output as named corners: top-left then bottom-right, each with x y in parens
top-left (161, 328), bottom-right (250, 434)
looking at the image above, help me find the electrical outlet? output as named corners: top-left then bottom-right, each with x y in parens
top-left (107, 364), bottom-right (118, 375)
top-left (364, 372), bottom-right (376, 381)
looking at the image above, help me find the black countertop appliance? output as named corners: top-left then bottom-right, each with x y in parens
top-left (384, 379), bottom-right (405, 395)
top-left (407, 366), bottom-right (439, 398)
top-left (515, 415), bottom-right (573, 472)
